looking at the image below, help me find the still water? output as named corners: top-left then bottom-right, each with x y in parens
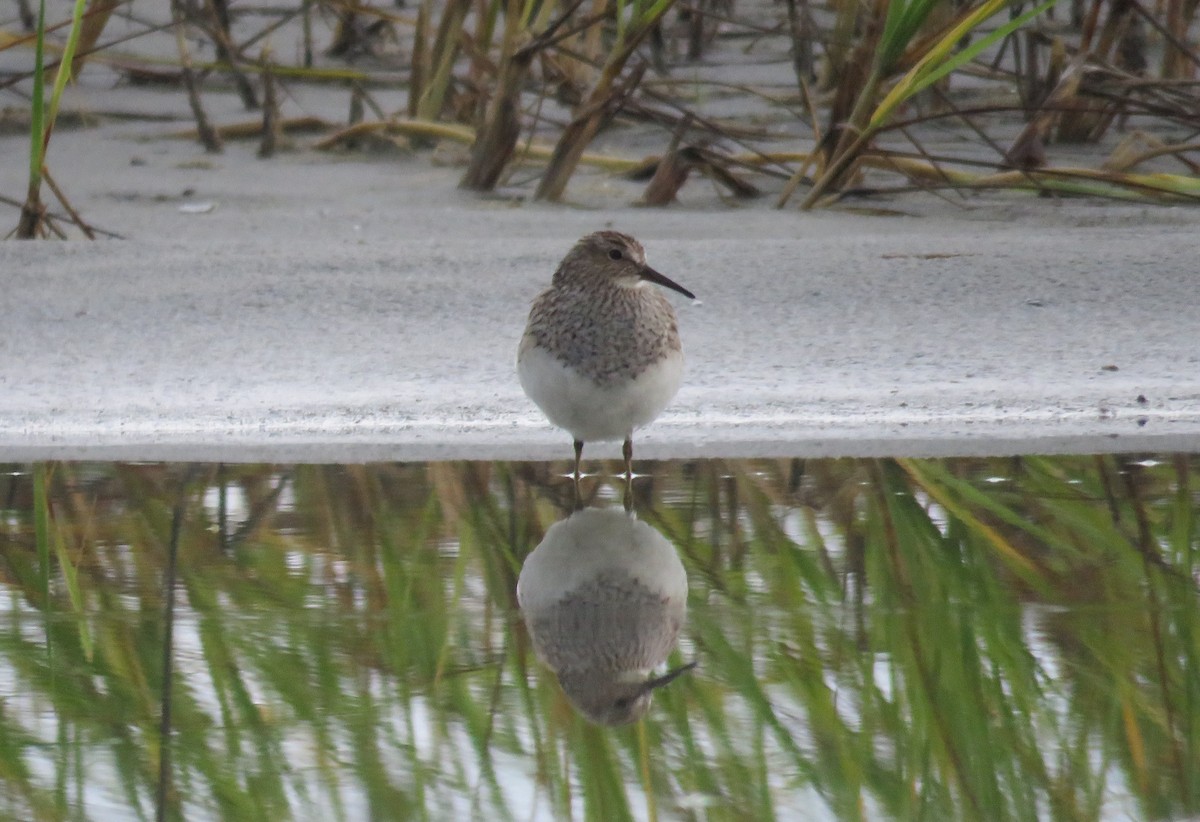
top-left (1, 456), bottom-right (1198, 821)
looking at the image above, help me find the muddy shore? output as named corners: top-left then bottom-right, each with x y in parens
top-left (4, 129), bottom-right (1200, 462)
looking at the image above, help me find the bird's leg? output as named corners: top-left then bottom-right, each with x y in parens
top-left (573, 471), bottom-right (584, 511)
top-left (573, 439), bottom-right (584, 479)
top-left (622, 437), bottom-right (633, 480)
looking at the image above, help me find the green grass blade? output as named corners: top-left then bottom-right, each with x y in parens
top-left (51, 514), bottom-right (93, 662)
top-left (873, 0), bottom-right (1058, 128)
top-left (44, 0), bottom-right (89, 144)
top-left (27, 0), bottom-right (46, 183)
top-left (33, 463), bottom-right (51, 610)
top-left (878, 0), bottom-right (941, 75)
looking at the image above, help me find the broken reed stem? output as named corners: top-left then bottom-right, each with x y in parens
top-left (345, 82), bottom-right (365, 151)
top-left (781, 72), bottom-right (879, 208)
top-left (67, 0), bottom-right (119, 80)
top-left (534, 47), bottom-right (663, 201)
top-left (785, 0), bottom-right (814, 86)
top-left (16, 191), bottom-right (47, 239)
top-left (314, 118), bottom-right (478, 150)
top-left (460, 0), bottom-right (592, 191)
top-left (416, 0), bottom-right (472, 121)
top-left (534, 0), bottom-right (677, 201)
top-left (205, 0), bottom-right (259, 109)
top-left (409, 3), bottom-right (428, 119)
top-left (460, 0), bottom-right (604, 192)
top-left (459, 1), bottom-right (530, 191)
top-left (642, 113), bottom-right (693, 205)
top-left (172, 0), bottom-right (223, 154)
top-left (16, 0), bottom-right (47, 240)
top-left (459, 53), bottom-right (528, 189)
top-left (302, 0), bottom-right (314, 68)
top-left (258, 48), bottom-right (281, 158)
top-left (155, 467), bottom-right (198, 822)
top-left (15, 0), bottom-right (34, 29)
top-left (535, 61), bottom-right (649, 200)
top-left (6, 193), bottom-right (124, 239)
top-left (43, 166), bottom-right (95, 239)
top-left (172, 115), bottom-right (332, 141)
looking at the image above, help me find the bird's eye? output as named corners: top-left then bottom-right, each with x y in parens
top-left (608, 249), bottom-right (623, 261)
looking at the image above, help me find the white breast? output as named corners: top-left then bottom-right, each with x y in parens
top-left (518, 345), bottom-right (684, 443)
top-left (517, 507), bottom-right (688, 613)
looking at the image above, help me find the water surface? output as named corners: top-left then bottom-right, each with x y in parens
top-left (1, 456), bottom-right (1197, 820)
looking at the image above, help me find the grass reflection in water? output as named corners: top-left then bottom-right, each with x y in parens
top-left (0, 456), bottom-right (1197, 821)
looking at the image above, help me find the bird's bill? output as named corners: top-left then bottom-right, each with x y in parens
top-left (641, 660), bottom-right (699, 695)
top-left (640, 265), bottom-right (696, 300)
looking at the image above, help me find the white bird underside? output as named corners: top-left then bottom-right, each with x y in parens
top-left (516, 508), bottom-right (688, 611)
top-left (518, 345), bottom-right (684, 443)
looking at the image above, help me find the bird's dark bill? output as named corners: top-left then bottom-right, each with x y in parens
top-left (641, 660), bottom-right (698, 695)
top-left (640, 265), bottom-right (696, 300)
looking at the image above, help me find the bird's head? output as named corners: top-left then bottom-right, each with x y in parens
top-left (554, 231), bottom-right (695, 300)
top-left (557, 661), bottom-right (698, 726)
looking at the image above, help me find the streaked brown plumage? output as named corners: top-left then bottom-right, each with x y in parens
top-left (517, 232), bottom-right (695, 477)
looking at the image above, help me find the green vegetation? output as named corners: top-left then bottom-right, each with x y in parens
top-left (0, 455), bottom-right (1197, 819)
top-left (10, 0), bottom-right (102, 238)
top-left (3, 0), bottom-right (1200, 235)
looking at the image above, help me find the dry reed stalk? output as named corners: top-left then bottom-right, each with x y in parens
top-left (42, 167), bottom-right (95, 238)
top-left (409, 3), bottom-right (429, 118)
top-left (205, 0), bottom-right (259, 109)
top-left (460, 0), bottom-right (593, 191)
top-left (776, 0), bottom-right (884, 206)
top-left (66, 0), bottom-right (119, 79)
top-left (345, 82), bottom-right (365, 151)
top-left (534, 0), bottom-right (685, 202)
top-left (172, 0), bottom-right (222, 153)
top-left (314, 117), bottom-right (646, 174)
top-left (1103, 131), bottom-right (1200, 172)
top-left (819, 0), bottom-right (859, 91)
top-left (258, 49), bottom-right (281, 158)
top-left (535, 60), bottom-right (649, 200)
top-left (698, 152), bottom-right (762, 198)
top-left (170, 115), bottom-right (332, 140)
top-left (641, 115), bottom-right (692, 204)
top-left (793, 0), bottom-right (1055, 208)
top-left (15, 0), bottom-right (35, 29)
top-left (784, 0), bottom-right (815, 85)
top-left (460, 0), bottom-right (538, 192)
top-left (1161, 0), bottom-right (1194, 78)
top-left (4, 192), bottom-right (121, 238)
top-left (302, 0), bottom-right (314, 66)
top-left (314, 118), bottom-right (478, 149)
top-left (416, 0), bottom-right (473, 121)
top-left (460, 48), bottom-right (532, 190)
top-left (1007, 55), bottom-right (1084, 161)
top-left (326, 6), bottom-right (367, 59)
top-left (636, 117), bottom-right (762, 202)
top-left (15, 193), bottom-right (48, 239)
top-left (1048, 0), bottom-right (1138, 142)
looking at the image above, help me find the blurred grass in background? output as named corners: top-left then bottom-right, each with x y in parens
top-left (3, 0), bottom-right (1200, 236)
top-left (0, 455), bottom-right (1196, 820)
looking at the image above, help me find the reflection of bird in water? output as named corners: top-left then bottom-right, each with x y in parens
top-left (517, 506), bottom-right (694, 726)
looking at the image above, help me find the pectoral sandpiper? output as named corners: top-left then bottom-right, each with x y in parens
top-left (518, 231), bottom-right (695, 477)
